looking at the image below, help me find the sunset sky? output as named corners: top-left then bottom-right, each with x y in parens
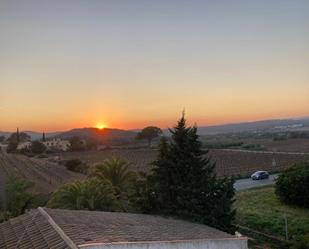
top-left (1, 0), bottom-right (308, 132)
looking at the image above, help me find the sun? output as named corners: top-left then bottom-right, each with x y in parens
top-left (96, 123), bottom-right (107, 130)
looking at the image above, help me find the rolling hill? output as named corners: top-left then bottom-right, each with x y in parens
top-left (197, 117), bottom-right (309, 135)
top-left (0, 128), bottom-right (137, 143)
top-left (0, 131), bottom-right (60, 140)
top-left (56, 128), bottom-right (137, 143)
top-left (2, 117), bottom-right (309, 141)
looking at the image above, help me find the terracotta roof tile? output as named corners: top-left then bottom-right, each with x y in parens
top-left (0, 209), bottom-right (70, 249)
top-left (44, 208), bottom-right (235, 247)
top-left (0, 207), bottom-right (238, 248)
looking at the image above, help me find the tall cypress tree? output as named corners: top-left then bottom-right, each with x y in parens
top-left (146, 113), bottom-right (235, 233)
top-left (16, 128), bottom-right (20, 143)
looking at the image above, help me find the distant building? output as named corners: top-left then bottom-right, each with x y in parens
top-left (0, 207), bottom-right (248, 249)
top-left (17, 141), bottom-right (31, 150)
top-left (43, 138), bottom-right (70, 151)
top-left (0, 144), bottom-right (8, 151)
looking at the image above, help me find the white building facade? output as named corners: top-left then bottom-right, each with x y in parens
top-left (43, 138), bottom-right (70, 151)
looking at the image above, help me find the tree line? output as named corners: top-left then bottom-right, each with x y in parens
top-left (1, 114), bottom-right (235, 233)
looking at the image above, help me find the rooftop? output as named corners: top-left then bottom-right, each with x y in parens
top-left (0, 207), bottom-right (243, 249)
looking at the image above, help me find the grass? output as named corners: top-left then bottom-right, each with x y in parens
top-left (234, 187), bottom-right (309, 240)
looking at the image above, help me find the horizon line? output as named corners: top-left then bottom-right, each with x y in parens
top-left (1, 115), bottom-right (309, 133)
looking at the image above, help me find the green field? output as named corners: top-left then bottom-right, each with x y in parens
top-left (235, 187), bottom-right (309, 240)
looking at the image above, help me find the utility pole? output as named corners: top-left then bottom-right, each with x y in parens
top-left (284, 213), bottom-right (288, 240)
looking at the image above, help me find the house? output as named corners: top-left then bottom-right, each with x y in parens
top-left (0, 207), bottom-right (248, 249)
top-left (16, 141), bottom-right (31, 150)
top-left (0, 144), bottom-right (8, 151)
top-left (43, 138), bottom-right (70, 151)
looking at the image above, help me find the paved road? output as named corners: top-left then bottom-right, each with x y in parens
top-left (234, 174), bottom-right (278, 191)
top-left (219, 149), bottom-right (309, 155)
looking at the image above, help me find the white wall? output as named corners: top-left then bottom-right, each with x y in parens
top-left (79, 238), bottom-right (248, 249)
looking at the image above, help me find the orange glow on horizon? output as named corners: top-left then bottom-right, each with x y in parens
top-left (2, 110), bottom-right (309, 132)
top-left (1, 1), bottom-right (308, 133)
top-left (95, 122), bottom-right (107, 130)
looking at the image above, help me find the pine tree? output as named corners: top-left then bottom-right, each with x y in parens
top-left (16, 128), bottom-right (20, 143)
top-left (145, 113), bottom-right (235, 233)
top-left (42, 132), bottom-right (46, 142)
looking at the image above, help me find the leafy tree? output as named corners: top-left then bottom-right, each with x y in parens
top-left (144, 113), bottom-right (235, 233)
top-left (6, 175), bottom-right (34, 217)
top-left (69, 136), bottom-right (86, 151)
top-left (290, 234), bottom-right (309, 249)
top-left (130, 171), bottom-right (149, 212)
top-left (30, 141), bottom-right (46, 154)
top-left (136, 126), bottom-right (162, 147)
top-left (6, 141), bottom-right (18, 153)
top-left (275, 162), bottom-right (309, 208)
top-left (0, 210), bottom-right (13, 223)
top-left (47, 178), bottom-right (117, 211)
top-left (85, 138), bottom-right (98, 150)
top-left (0, 136), bottom-right (5, 143)
top-left (7, 132), bottom-right (30, 143)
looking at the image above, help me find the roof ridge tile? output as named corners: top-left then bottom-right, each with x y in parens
top-left (38, 207), bottom-right (78, 249)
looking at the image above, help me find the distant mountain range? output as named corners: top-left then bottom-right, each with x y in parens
top-left (196, 117), bottom-right (309, 135)
top-left (56, 128), bottom-right (136, 142)
top-left (25, 131), bottom-right (61, 140)
top-left (1, 117), bottom-right (309, 140)
top-left (0, 128), bottom-right (136, 142)
top-left (0, 131), bottom-right (60, 140)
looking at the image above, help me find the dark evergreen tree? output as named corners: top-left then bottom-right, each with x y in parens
top-left (16, 128), bottom-right (20, 143)
top-left (145, 113), bottom-right (235, 233)
top-left (42, 132), bottom-right (46, 142)
top-left (30, 141), bottom-right (46, 154)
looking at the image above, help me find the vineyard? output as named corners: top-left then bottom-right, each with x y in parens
top-left (0, 149), bottom-right (84, 207)
top-left (209, 149), bottom-right (309, 177)
top-left (55, 149), bottom-right (157, 172)
top-left (56, 149), bottom-right (309, 177)
top-left (258, 138), bottom-right (309, 152)
top-left (1, 147), bottom-right (309, 207)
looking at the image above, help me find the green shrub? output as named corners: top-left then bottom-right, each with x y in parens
top-left (30, 141), bottom-right (46, 154)
top-left (290, 234), bottom-right (309, 249)
top-left (65, 159), bottom-right (88, 174)
top-left (275, 162), bottom-right (309, 208)
top-left (1, 180), bottom-right (51, 223)
top-left (203, 141), bottom-right (243, 149)
top-left (36, 154), bottom-right (48, 158)
top-left (6, 175), bottom-right (34, 217)
top-left (0, 211), bottom-right (13, 223)
top-left (47, 178), bottom-right (118, 211)
top-left (6, 141), bottom-right (18, 153)
top-left (241, 143), bottom-right (264, 151)
top-left (92, 158), bottom-right (138, 211)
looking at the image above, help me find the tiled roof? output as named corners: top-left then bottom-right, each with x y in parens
top-left (0, 209), bottom-right (70, 249)
top-left (0, 207), bottom-right (237, 249)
